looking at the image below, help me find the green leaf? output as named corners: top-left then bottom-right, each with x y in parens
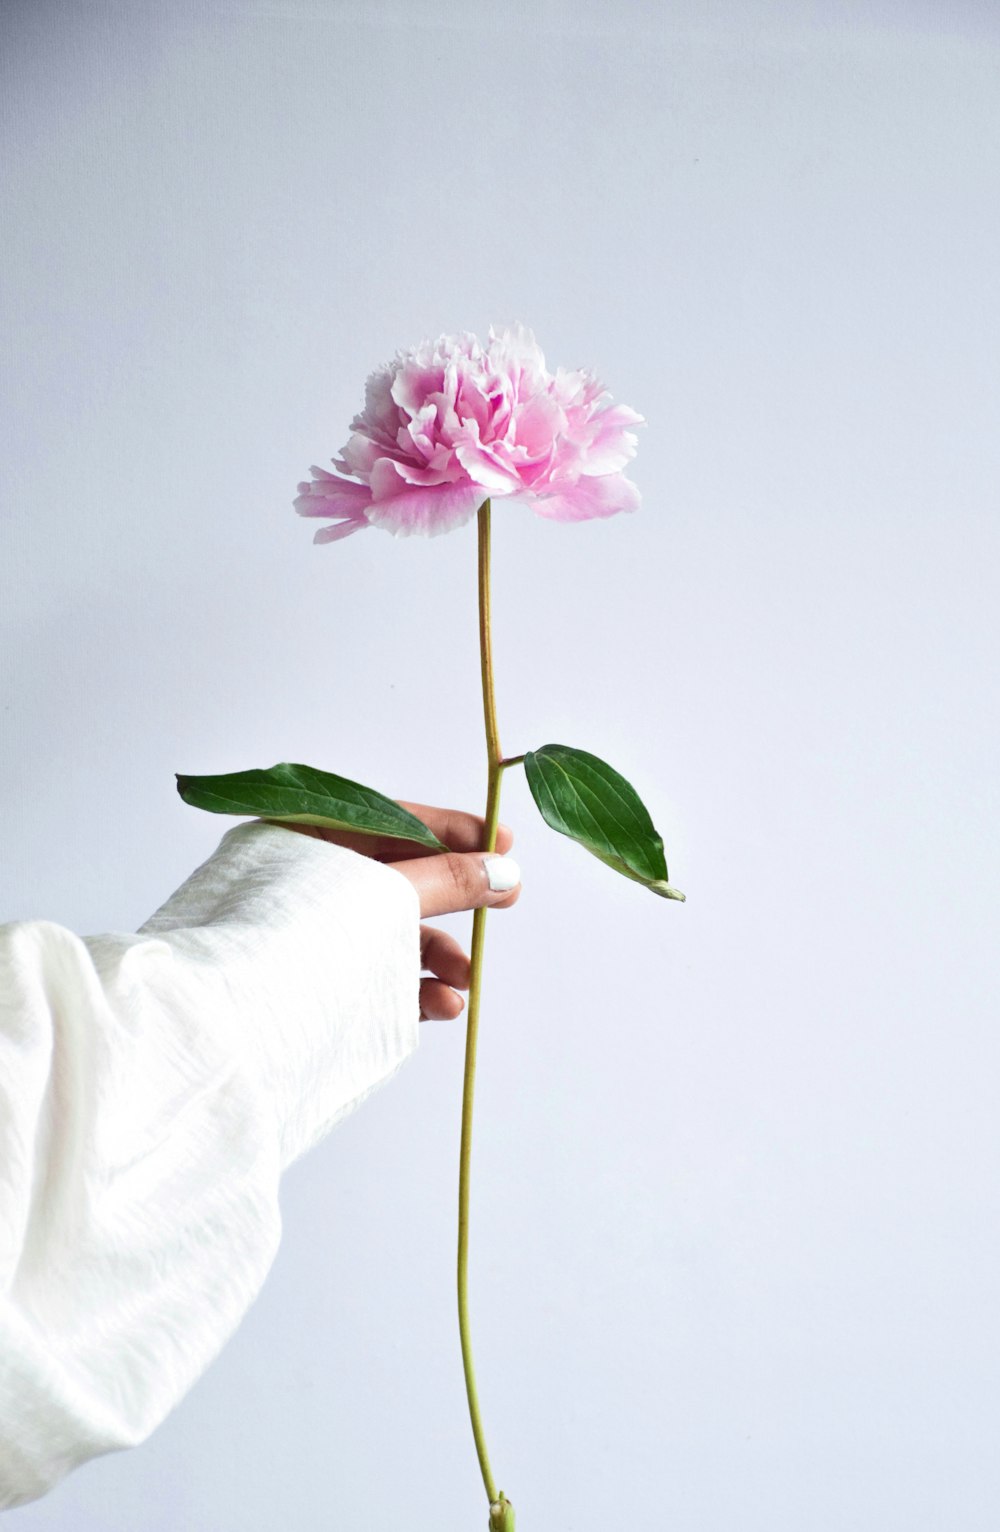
top-left (523, 744), bottom-right (685, 900)
top-left (175, 762), bottom-right (447, 851)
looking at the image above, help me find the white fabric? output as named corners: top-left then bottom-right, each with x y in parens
top-left (0, 821), bottom-right (421, 1509)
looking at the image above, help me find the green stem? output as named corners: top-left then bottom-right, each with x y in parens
top-left (457, 500), bottom-right (505, 1510)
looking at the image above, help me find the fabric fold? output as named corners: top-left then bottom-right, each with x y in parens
top-left (0, 821), bottom-right (421, 1509)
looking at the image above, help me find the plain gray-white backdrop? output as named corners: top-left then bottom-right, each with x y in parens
top-left (2, 2), bottom-right (998, 1528)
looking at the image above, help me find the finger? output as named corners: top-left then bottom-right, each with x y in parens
top-left (393, 850), bottom-right (522, 919)
top-left (395, 805), bottom-right (515, 860)
top-left (419, 977), bottom-right (465, 1022)
top-left (306, 809), bottom-right (515, 863)
top-left (421, 925), bottom-right (472, 989)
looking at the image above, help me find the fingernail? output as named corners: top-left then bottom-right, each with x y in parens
top-left (484, 854), bottom-right (521, 892)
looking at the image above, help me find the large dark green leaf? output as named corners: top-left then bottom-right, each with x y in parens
top-left (175, 762), bottom-right (447, 851)
top-left (523, 744), bottom-right (685, 900)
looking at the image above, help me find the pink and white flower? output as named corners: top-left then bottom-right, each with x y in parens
top-left (294, 325), bottom-right (643, 542)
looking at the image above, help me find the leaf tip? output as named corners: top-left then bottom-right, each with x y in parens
top-left (651, 881), bottom-right (686, 902)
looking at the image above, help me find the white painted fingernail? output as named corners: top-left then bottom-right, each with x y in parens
top-left (484, 854), bottom-right (521, 892)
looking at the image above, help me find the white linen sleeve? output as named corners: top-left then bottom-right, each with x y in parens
top-left (0, 820), bottom-right (421, 1510)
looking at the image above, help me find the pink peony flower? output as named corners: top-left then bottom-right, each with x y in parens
top-left (294, 325), bottom-right (643, 542)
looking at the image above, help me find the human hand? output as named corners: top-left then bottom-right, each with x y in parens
top-left (278, 804), bottom-right (521, 1021)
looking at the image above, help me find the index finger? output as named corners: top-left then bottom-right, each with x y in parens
top-left (299, 804), bottom-right (514, 862)
top-left (394, 803), bottom-right (514, 860)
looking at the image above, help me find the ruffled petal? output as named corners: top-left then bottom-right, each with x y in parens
top-left (453, 440), bottom-right (521, 494)
top-left (293, 473), bottom-right (371, 519)
top-left (380, 450), bottom-right (453, 488)
top-left (573, 431), bottom-right (640, 477)
top-left (513, 391), bottom-right (566, 459)
top-left (368, 455), bottom-right (458, 500)
top-left (390, 362), bottom-right (446, 418)
top-left (294, 469), bottom-right (373, 543)
top-left (530, 472), bottom-right (640, 522)
top-left (365, 479), bottom-right (485, 537)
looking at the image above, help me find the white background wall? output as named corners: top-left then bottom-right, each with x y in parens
top-left (3, 2), bottom-right (999, 1528)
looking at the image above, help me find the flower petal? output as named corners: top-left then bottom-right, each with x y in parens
top-left (293, 473), bottom-right (372, 518)
top-left (531, 472), bottom-right (640, 522)
top-left (513, 391), bottom-right (566, 459)
top-left (365, 480), bottom-right (485, 537)
top-left (383, 452), bottom-right (453, 487)
top-left (574, 431), bottom-right (640, 476)
top-left (369, 455), bottom-right (459, 500)
top-left (453, 440), bottom-right (521, 493)
top-left (390, 361), bottom-right (446, 418)
top-left (314, 518), bottom-right (371, 543)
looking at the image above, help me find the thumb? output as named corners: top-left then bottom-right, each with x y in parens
top-left (389, 849), bottom-right (522, 919)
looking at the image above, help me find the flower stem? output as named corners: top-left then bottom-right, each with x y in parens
top-left (457, 500), bottom-right (505, 1510)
